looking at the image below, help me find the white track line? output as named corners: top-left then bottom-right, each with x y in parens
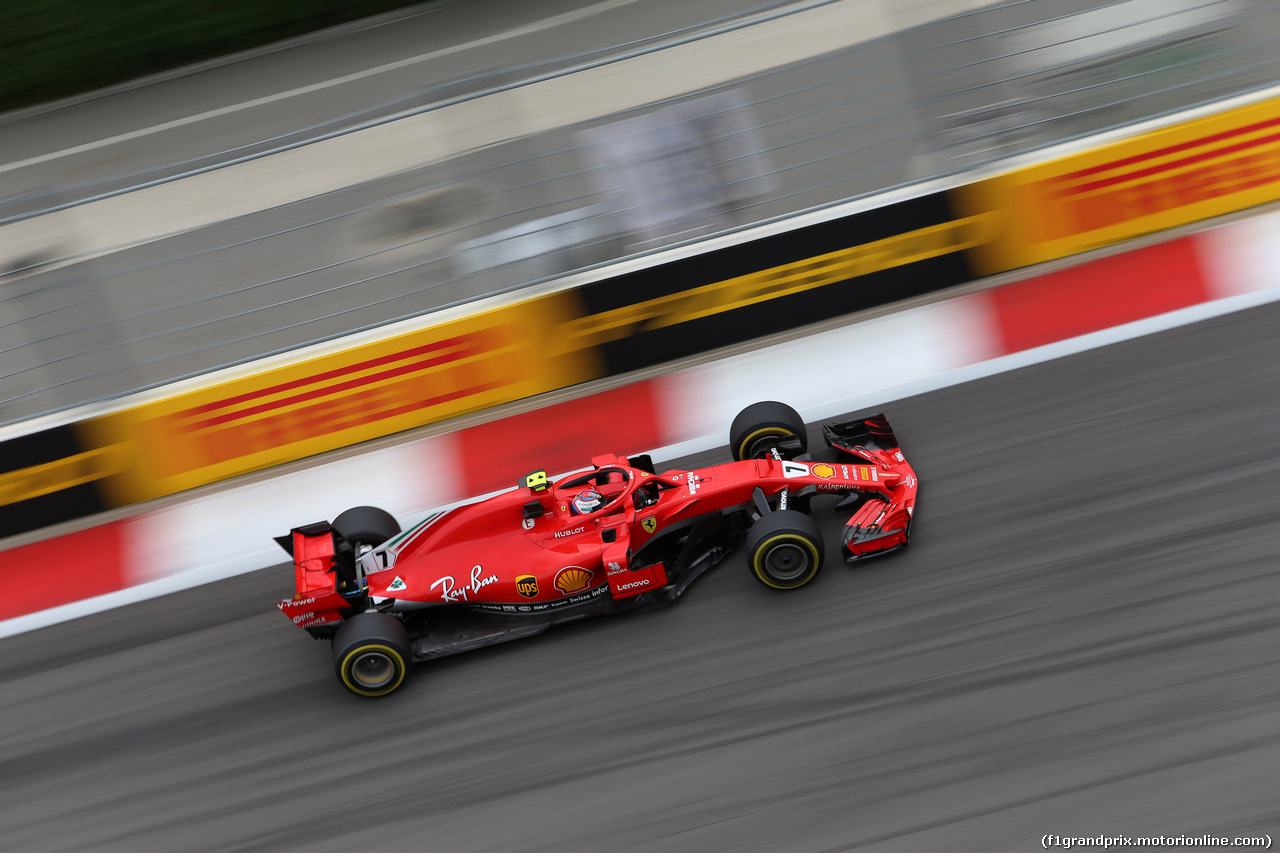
top-left (0, 0), bottom-right (650, 175)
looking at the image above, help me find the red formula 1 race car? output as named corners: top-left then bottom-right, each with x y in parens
top-left (275, 401), bottom-right (918, 697)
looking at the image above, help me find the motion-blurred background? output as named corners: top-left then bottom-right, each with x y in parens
top-left (5, 0), bottom-right (1279, 523)
top-left (1, 1), bottom-right (1277, 850)
top-left (1, 0), bottom-right (1275, 421)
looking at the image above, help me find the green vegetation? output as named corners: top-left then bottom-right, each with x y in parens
top-left (1, 0), bottom-right (425, 112)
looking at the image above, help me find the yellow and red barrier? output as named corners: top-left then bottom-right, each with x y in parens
top-left (76, 292), bottom-right (595, 505)
top-left (954, 94), bottom-right (1280, 274)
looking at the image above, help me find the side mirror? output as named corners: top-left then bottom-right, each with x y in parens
top-left (521, 470), bottom-right (549, 492)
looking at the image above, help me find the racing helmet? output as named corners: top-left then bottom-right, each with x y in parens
top-left (571, 488), bottom-right (605, 515)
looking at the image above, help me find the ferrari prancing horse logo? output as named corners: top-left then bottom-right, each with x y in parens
top-left (641, 517), bottom-right (657, 534)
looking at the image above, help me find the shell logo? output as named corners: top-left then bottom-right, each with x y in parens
top-left (554, 566), bottom-right (593, 595)
top-left (812, 463), bottom-right (836, 480)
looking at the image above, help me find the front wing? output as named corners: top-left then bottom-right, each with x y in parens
top-left (822, 413), bottom-right (918, 561)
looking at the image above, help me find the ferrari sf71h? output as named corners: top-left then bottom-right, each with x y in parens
top-left (275, 401), bottom-right (918, 696)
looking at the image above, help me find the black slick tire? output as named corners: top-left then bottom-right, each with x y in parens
top-left (332, 506), bottom-right (401, 548)
top-left (332, 612), bottom-right (412, 697)
top-left (745, 509), bottom-right (824, 589)
top-left (730, 401), bottom-right (808, 461)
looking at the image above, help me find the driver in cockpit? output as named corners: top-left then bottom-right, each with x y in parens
top-left (571, 488), bottom-right (606, 515)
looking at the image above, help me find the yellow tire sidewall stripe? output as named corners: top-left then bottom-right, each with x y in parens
top-left (339, 643), bottom-right (407, 696)
top-left (738, 426), bottom-right (796, 460)
top-left (752, 533), bottom-right (821, 589)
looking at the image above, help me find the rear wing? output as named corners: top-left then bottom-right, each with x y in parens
top-left (273, 522), bottom-right (354, 635)
top-left (822, 413), bottom-right (900, 457)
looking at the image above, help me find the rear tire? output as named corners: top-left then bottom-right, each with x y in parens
top-left (745, 509), bottom-right (824, 589)
top-left (332, 506), bottom-right (401, 549)
top-left (332, 612), bottom-right (412, 698)
top-left (730, 401), bottom-right (808, 461)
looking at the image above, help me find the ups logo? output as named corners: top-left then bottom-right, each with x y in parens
top-left (515, 575), bottom-right (539, 598)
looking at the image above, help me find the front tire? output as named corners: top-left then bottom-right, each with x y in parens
top-left (745, 509), bottom-right (824, 589)
top-left (730, 401), bottom-right (808, 461)
top-left (332, 612), bottom-right (411, 697)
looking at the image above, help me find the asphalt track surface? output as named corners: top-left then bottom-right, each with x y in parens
top-left (1, 302), bottom-right (1277, 852)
